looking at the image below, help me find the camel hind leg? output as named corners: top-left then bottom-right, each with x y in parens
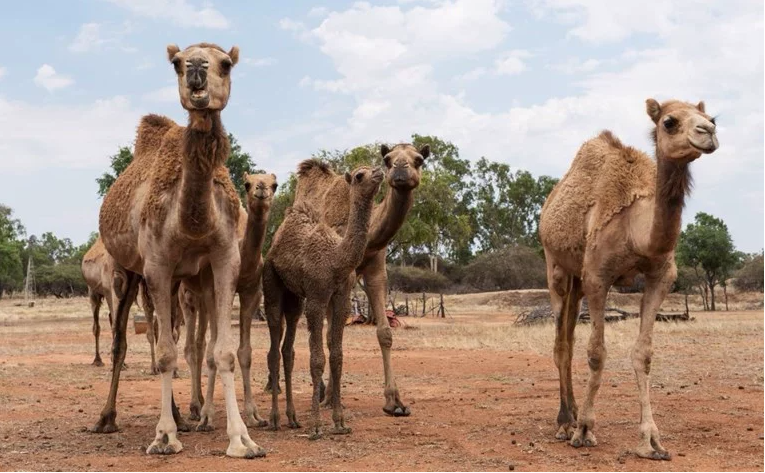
top-left (89, 289), bottom-right (104, 367)
top-left (547, 257), bottom-right (582, 441)
top-left (140, 279), bottom-right (159, 375)
top-left (282, 292), bottom-right (303, 429)
top-left (263, 261), bottom-right (285, 430)
top-left (238, 288), bottom-right (268, 428)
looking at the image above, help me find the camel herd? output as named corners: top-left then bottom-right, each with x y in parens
top-left (79, 43), bottom-right (720, 461)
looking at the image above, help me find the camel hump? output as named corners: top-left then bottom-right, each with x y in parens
top-left (134, 114), bottom-right (178, 158)
top-left (297, 158), bottom-right (333, 178)
top-left (595, 130), bottom-right (641, 164)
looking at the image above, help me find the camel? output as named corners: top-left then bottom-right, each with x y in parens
top-left (263, 163), bottom-right (384, 439)
top-left (276, 143), bottom-right (429, 417)
top-left (538, 98), bottom-right (719, 460)
top-left (93, 42), bottom-right (265, 458)
top-left (181, 172), bottom-right (277, 429)
top-left (81, 238), bottom-right (160, 370)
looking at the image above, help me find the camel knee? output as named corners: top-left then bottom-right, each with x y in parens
top-left (376, 326), bottom-right (393, 349)
top-left (587, 345), bottom-right (606, 372)
top-left (156, 340), bottom-right (177, 373)
top-left (631, 345), bottom-right (653, 374)
top-left (237, 345), bottom-right (252, 369)
top-left (213, 347), bottom-right (235, 372)
top-left (553, 341), bottom-right (570, 368)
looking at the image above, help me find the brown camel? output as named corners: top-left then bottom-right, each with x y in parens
top-left (81, 238), bottom-right (160, 370)
top-left (538, 98), bottom-right (719, 460)
top-left (263, 163), bottom-right (384, 439)
top-left (93, 43), bottom-right (265, 458)
top-left (182, 172), bottom-right (277, 429)
top-left (279, 143), bottom-right (429, 417)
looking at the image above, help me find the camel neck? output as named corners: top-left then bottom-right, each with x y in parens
top-left (367, 187), bottom-right (414, 252)
top-left (337, 193), bottom-right (375, 272)
top-left (179, 111), bottom-right (229, 237)
top-left (647, 153), bottom-right (692, 255)
top-left (240, 208), bottom-right (269, 273)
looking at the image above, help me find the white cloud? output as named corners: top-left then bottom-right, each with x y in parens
top-left (142, 85), bottom-right (178, 103)
top-left (33, 65), bottom-right (74, 92)
top-left (0, 67), bottom-right (6, 79)
top-left (454, 67), bottom-right (487, 82)
top-left (494, 50), bottom-right (531, 75)
top-left (549, 57), bottom-right (601, 74)
top-left (107, 0), bottom-right (229, 29)
top-left (308, 6), bottom-right (328, 17)
top-left (0, 95), bottom-right (141, 171)
top-left (69, 21), bottom-right (135, 53)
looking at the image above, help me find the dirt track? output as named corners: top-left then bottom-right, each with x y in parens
top-left (0, 297), bottom-right (762, 471)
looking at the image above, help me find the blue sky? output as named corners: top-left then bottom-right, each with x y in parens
top-left (0, 0), bottom-right (762, 252)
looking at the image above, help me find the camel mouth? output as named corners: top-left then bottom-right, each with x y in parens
top-left (689, 137), bottom-right (718, 154)
top-left (189, 89), bottom-right (210, 108)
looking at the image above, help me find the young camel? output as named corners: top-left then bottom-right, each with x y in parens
top-left (274, 143), bottom-right (428, 417)
top-left (182, 173), bottom-right (277, 429)
top-left (82, 238), bottom-right (160, 370)
top-left (264, 163), bottom-right (384, 439)
top-left (94, 43), bottom-right (265, 458)
top-left (539, 99), bottom-right (719, 460)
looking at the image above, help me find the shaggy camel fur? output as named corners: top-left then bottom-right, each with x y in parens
top-left (182, 173), bottom-right (277, 429)
top-left (93, 43), bottom-right (265, 458)
top-left (82, 238), bottom-right (161, 369)
top-left (282, 143), bottom-right (428, 417)
top-left (539, 99), bottom-right (719, 460)
top-left (264, 164), bottom-right (384, 439)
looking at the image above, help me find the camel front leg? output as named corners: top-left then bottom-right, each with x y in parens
top-left (196, 283), bottom-right (217, 432)
top-left (282, 295), bottom-right (303, 429)
top-left (570, 276), bottom-right (608, 449)
top-left (328, 284), bottom-right (352, 435)
top-left (631, 263), bottom-right (675, 461)
top-left (180, 285), bottom-right (204, 421)
top-left (238, 288), bottom-right (267, 428)
top-left (305, 298), bottom-right (328, 440)
top-left (211, 250), bottom-right (265, 458)
top-left (89, 290), bottom-right (104, 367)
top-left (91, 269), bottom-right (139, 433)
top-left (144, 266), bottom-right (183, 455)
top-left (141, 281), bottom-right (159, 375)
top-left (363, 259), bottom-right (410, 417)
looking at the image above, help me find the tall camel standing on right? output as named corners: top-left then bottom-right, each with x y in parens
top-left (94, 43), bottom-right (264, 459)
top-left (539, 99), bottom-right (719, 460)
top-left (287, 143), bottom-right (429, 417)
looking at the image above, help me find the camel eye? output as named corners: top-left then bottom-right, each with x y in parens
top-left (383, 155), bottom-right (392, 168)
top-left (663, 116), bottom-right (678, 131)
top-left (355, 172), bottom-right (364, 182)
top-left (271, 183), bottom-right (278, 192)
top-left (244, 182), bottom-right (251, 192)
top-left (414, 156), bottom-right (424, 168)
top-left (220, 58), bottom-right (232, 75)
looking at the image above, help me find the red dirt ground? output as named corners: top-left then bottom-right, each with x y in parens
top-left (0, 299), bottom-right (762, 471)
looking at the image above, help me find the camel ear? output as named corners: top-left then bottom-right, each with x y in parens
top-left (167, 44), bottom-right (181, 62)
top-left (228, 46), bottom-right (240, 66)
top-left (344, 171), bottom-right (352, 184)
top-left (646, 98), bottom-right (661, 124)
top-left (243, 172), bottom-right (250, 180)
top-left (380, 144), bottom-right (390, 158)
top-left (418, 144), bottom-right (430, 160)
top-left (697, 101), bottom-right (706, 113)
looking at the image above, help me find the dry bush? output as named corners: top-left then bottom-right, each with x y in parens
top-left (461, 245), bottom-right (546, 291)
top-left (734, 252), bottom-right (764, 293)
top-left (388, 266), bottom-right (452, 293)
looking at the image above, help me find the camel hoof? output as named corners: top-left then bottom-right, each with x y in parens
top-left (92, 358), bottom-right (104, 367)
top-left (288, 420), bottom-right (302, 429)
top-left (308, 429), bottom-right (322, 441)
top-left (196, 417), bottom-right (214, 432)
top-left (331, 426), bottom-right (352, 435)
top-left (555, 424), bottom-right (574, 441)
top-left (176, 420), bottom-right (192, 433)
top-left (90, 413), bottom-right (119, 434)
top-left (247, 418), bottom-right (269, 429)
top-left (383, 405), bottom-right (411, 417)
top-left (150, 366), bottom-right (160, 376)
top-left (146, 434), bottom-right (183, 455)
top-left (636, 447), bottom-right (672, 461)
top-left (227, 444), bottom-right (266, 459)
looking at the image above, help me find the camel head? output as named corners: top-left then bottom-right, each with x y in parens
top-left (344, 166), bottom-right (385, 200)
top-left (243, 172), bottom-right (278, 213)
top-left (166, 43), bottom-right (240, 111)
top-left (646, 98), bottom-right (719, 161)
top-left (380, 143), bottom-right (429, 191)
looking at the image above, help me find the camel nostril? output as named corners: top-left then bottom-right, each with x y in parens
top-left (695, 124), bottom-right (715, 135)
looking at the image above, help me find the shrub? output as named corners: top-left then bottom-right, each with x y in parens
top-left (733, 252), bottom-right (764, 293)
top-left (461, 245), bottom-right (546, 291)
top-left (388, 266), bottom-right (452, 293)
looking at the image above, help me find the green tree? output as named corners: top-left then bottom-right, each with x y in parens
top-left (473, 158), bottom-right (558, 251)
top-left (96, 134), bottom-right (260, 201)
top-left (96, 146), bottom-right (134, 197)
top-left (677, 212), bottom-right (741, 311)
top-left (733, 251), bottom-right (764, 293)
top-left (0, 204), bottom-right (26, 297)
